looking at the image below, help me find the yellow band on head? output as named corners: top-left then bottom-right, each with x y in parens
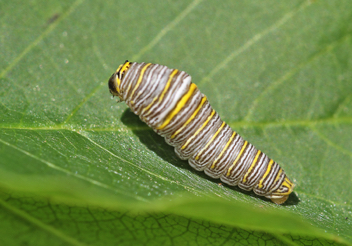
top-left (120, 61), bottom-right (131, 75)
top-left (115, 61), bottom-right (132, 93)
top-left (115, 64), bottom-right (123, 73)
top-left (115, 65), bottom-right (123, 89)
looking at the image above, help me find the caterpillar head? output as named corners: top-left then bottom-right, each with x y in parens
top-left (108, 60), bottom-right (131, 100)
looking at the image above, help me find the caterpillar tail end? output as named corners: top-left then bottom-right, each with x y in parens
top-left (268, 176), bottom-right (295, 205)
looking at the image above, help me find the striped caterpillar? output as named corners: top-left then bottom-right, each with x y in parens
top-left (108, 61), bottom-right (295, 204)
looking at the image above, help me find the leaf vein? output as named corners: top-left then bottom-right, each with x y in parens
top-left (310, 127), bottom-right (352, 157)
top-left (198, 0), bottom-right (311, 87)
top-left (0, 137), bottom-right (148, 202)
top-left (0, 0), bottom-right (85, 79)
top-left (0, 198), bottom-right (87, 246)
top-left (131, 0), bottom-right (204, 62)
top-left (243, 31), bottom-right (352, 122)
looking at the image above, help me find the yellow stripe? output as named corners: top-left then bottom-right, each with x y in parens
top-left (115, 65), bottom-right (123, 84)
top-left (142, 69), bottom-right (178, 117)
top-left (282, 180), bottom-right (290, 188)
top-left (274, 169), bottom-right (283, 183)
top-left (181, 109), bottom-right (215, 150)
top-left (171, 96), bottom-right (207, 139)
top-left (258, 159), bottom-right (274, 188)
top-left (114, 64), bottom-right (123, 93)
top-left (119, 61), bottom-right (131, 76)
top-left (242, 150), bottom-right (261, 183)
top-left (285, 177), bottom-right (293, 186)
top-left (115, 61), bottom-right (131, 93)
top-left (195, 122), bottom-right (225, 160)
top-left (210, 132), bottom-right (236, 169)
top-left (156, 83), bottom-right (197, 130)
top-left (129, 63), bottom-right (152, 100)
top-left (142, 96), bottom-right (158, 115)
top-left (273, 177), bottom-right (294, 195)
top-left (157, 69), bottom-right (178, 103)
top-left (226, 141), bottom-right (248, 177)
top-left (283, 178), bottom-right (294, 191)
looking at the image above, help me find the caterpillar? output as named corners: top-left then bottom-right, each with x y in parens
top-left (108, 61), bottom-right (295, 204)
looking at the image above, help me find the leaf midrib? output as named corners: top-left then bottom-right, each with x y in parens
top-left (0, 115), bottom-right (351, 131)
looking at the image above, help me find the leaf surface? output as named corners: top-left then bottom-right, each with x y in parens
top-left (1, 0), bottom-right (352, 245)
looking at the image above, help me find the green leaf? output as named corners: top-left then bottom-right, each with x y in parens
top-left (1, 0), bottom-right (352, 245)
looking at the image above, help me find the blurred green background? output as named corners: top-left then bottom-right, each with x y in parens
top-left (1, 0), bottom-right (352, 245)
